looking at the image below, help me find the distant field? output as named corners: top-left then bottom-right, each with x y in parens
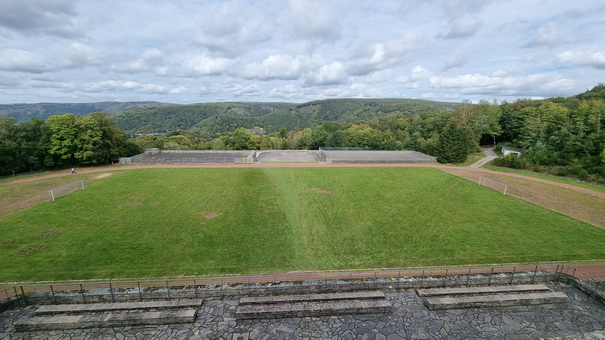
top-left (1, 167), bottom-right (604, 282)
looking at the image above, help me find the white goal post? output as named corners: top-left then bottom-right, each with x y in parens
top-left (49, 180), bottom-right (84, 202)
top-left (479, 177), bottom-right (508, 195)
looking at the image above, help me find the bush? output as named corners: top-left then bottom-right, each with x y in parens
top-left (492, 154), bottom-right (527, 169)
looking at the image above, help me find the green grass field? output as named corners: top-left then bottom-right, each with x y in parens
top-left (1, 167), bottom-right (604, 282)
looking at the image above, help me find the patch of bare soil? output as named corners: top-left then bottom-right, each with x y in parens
top-left (20, 244), bottom-right (47, 255)
top-left (312, 188), bottom-right (337, 196)
top-left (123, 201), bottom-right (142, 207)
top-left (201, 212), bottom-right (222, 219)
top-left (95, 173), bottom-right (112, 179)
top-left (2, 238), bottom-right (22, 245)
top-left (441, 167), bottom-right (605, 228)
top-left (42, 229), bottom-right (63, 237)
top-left (0, 192), bottom-right (48, 218)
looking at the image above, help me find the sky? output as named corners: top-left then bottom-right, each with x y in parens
top-left (1, 0), bottom-right (604, 104)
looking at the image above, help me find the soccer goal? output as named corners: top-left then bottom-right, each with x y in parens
top-left (49, 180), bottom-right (84, 202)
top-left (479, 177), bottom-right (508, 195)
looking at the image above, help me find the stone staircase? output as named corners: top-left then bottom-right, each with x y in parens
top-left (15, 299), bottom-right (203, 332)
top-left (235, 290), bottom-right (392, 319)
top-left (417, 284), bottom-right (568, 310)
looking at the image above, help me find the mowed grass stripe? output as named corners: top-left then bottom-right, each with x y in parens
top-left (0, 167), bottom-right (604, 282)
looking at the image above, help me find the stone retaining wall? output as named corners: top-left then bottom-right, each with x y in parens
top-left (12, 271), bottom-right (558, 307)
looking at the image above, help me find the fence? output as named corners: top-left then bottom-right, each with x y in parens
top-left (1, 264), bottom-right (602, 312)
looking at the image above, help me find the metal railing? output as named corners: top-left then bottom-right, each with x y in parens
top-left (3, 263), bottom-right (601, 311)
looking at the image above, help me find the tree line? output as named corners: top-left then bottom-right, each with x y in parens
top-left (131, 84), bottom-right (605, 183)
top-left (0, 112), bottom-right (141, 176)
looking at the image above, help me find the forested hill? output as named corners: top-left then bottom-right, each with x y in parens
top-left (112, 98), bottom-right (459, 137)
top-left (0, 101), bottom-right (177, 122)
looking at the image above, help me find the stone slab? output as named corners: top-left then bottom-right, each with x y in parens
top-left (416, 284), bottom-right (550, 297)
top-left (240, 290), bottom-right (385, 305)
top-left (425, 291), bottom-right (568, 310)
top-left (15, 308), bottom-right (197, 331)
top-left (236, 299), bottom-right (393, 319)
top-left (35, 299), bottom-right (203, 314)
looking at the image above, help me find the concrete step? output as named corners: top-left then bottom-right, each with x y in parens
top-left (425, 291), bottom-right (568, 310)
top-left (416, 284), bottom-right (550, 297)
top-left (15, 308), bottom-right (197, 331)
top-left (35, 299), bottom-right (203, 315)
top-left (236, 299), bottom-right (393, 319)
top-left (240, 290), bottom-right (385, 305)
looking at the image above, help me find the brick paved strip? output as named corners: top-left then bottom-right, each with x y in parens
top-left (425, 291), bottom-right (568, 310)
top-left (236, 299), bottom-right (393, 319)
top-left (416, 284), bottom-right (550, 297)
top-left (15, 309), bottom-right (197, 331)
top-left (35, 299), bottom-right (203, 314)
top-left (240, 290), bottom-right (385, 304)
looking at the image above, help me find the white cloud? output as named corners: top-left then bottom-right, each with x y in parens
top-left (522, 23), bottom-right (560, 48)
top-left (182, 55), bottom-right (235, 76)
top-left (395, 65), bottom-right (433, 88)
top-left (244, 54), bottom-right (323, 80)
top-left (0, 0), bottom-right (78, 37)
top-left (270, 84), bottom-right (311, 99)
top-left (442, 16), bottom-right (483, 39)
top-left (82, 80), bottom-right (183, 94)
top-left (288, 0), bottom-right (341, 43)
top-left (228, 84), bottom-right (261, 96)
top-left (0, 49), bottom-right (50, 73)
top-left (118, 48), bottom-right (169, 76)
top-left (62, 42), bottom-right (103, 68)
top-left (429, 72), bottom-right (576, 96)
top-left (304, 62), bottom-right (348, 86)
top-left (347, 31), bottom-right (425, 76)
top-left (322, 83), bottom-right (382, 98)
top-left (193, 1), bottom-right (271, 57)
top-left (444, 48), bottom-right (471, 70)
top-left (557, 50), bottom-right (605, 70)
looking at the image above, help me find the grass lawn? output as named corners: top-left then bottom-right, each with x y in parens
top-left (1, 167), bottom-right (604, 282)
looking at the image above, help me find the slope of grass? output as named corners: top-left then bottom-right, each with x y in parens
top-left (1, 167), bottom-right (604, 282)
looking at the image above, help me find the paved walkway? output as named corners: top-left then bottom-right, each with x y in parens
top-left (468, 148), bottom-right (498, 168)
top-left (1, 284), bottom-right (604, 339)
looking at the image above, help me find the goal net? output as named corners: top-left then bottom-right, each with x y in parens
top-left (49, 180), bottom-right (84, 202)
top-left (479, 177), bottom-right (508, 195)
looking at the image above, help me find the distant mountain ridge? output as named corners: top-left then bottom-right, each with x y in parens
top-left (0, 98), bottom-right (460, 137)
top-left (0, 101), bottom-right (178, 122)
top-left (112, 98), bottom-right (460, 137)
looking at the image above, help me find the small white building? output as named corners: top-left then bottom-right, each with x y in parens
top-left (501, 146), bottom-right (522, 156)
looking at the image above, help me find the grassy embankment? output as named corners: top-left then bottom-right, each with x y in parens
top-left (1, 167), bottom-right (604, 282)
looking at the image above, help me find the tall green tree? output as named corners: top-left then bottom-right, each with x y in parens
top-left (47, 113), bottom-right (78, 164)
top-left (436, 122), bottom-right (473, 163)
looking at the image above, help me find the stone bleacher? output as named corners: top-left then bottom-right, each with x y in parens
top-left (15, 299), bottom-right (203, 332)
top-left (236, 290), bottom-right (392, 319)
top-left (417, 284), bottom-right (568, 310)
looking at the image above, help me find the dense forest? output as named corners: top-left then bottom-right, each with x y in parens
top-left (0, 113), bottom-right (141, 176)
top-left (1, 85), bottom-right (604, 183)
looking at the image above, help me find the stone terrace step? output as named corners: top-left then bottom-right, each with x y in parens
top-left (35, 299), bottom-right (203, 315)
top-left (417, 284), bottom-right (550, 297)
top-left (15, 308), bottom-right (197, 332)
top-left (236, 299), bottom-right (393, 319)
top-left (240, 290), bottom-right (385, 305)
top-left (425, 291), bottom-right (568, 310)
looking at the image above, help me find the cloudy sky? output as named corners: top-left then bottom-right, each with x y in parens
top-left (1, 0), bottom-right (604, 104)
